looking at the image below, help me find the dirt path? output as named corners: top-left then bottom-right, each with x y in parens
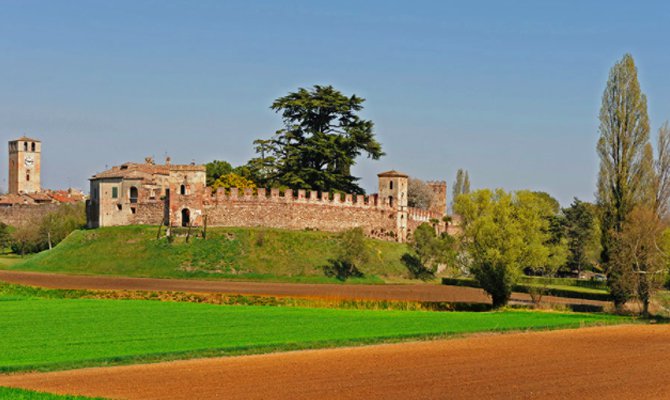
top-left (0, 270), bottom-right (605, 307)
top-left (1, 324), bottom-right (668, 400)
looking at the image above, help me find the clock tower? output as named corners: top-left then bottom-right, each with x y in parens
top-left (8, 136), bottom-right (41, 194)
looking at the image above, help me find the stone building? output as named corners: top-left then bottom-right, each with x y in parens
top-left (87, 159), bottom-right (448, 242)
top-left (8, 136), bottom-right (41, 194)
top-left (87, 159), bottom-right (206, 228)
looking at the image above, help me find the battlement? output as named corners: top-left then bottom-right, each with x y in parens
top-left (407, 206), bottom-right (444, 222)
top-left (205, 187), bottom-right (394, 210)
top-left (426, 180), bottom-right (447, 186)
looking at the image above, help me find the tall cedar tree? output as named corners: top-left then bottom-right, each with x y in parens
top-left (596, 54), bottom-right (653, 306)
top-left (252, 85), bottom-right (384, 194)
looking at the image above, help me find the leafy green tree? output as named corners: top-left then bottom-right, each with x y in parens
top-left (653, 121), bottom-right (670, 218)
top-left (0, 222), bottom-right (11, 252)
top-left (596, 54), bottom-right (652, 307)
top-left (402, 223), bottom-right (456, 280)
top-left (211, 173), bottom-right (257, 192)
top-left (563, 198), bottom-right (599, 274)
top-left (39, 203), bottom-right (86, 250)
top-left (251, 85), bottom-right (384, 194)
top-left (610, 206), bottom-right (667, 315)
top-left (454, 189), bottom-right (567, 308)
top-left (205, 160), bottom-right (233, 187)
top-left (11, 203), bottom-right (85, 255)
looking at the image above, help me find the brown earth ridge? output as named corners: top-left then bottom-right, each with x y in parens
top-left (0, 270), bottom-right (605, 307)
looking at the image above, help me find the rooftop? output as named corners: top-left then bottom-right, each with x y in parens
top-left (11, 136), bottom-right (41, 143)
top-left (377, 170), bottom-right (409, 178)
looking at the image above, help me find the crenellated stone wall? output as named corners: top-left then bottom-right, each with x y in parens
top-left (203, 188), bottom-right (399, 240)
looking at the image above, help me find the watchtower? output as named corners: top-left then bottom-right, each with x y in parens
top-left (377, 170), bottom-right (409, 242)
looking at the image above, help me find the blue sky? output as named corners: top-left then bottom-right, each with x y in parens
top-left (1, 1), bottom-right (669, 205)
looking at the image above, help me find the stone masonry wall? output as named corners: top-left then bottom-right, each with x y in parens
top-left (0, 203), bottom-right (61, 227)
top-left (204, 188), bottom-right (399, 240)
top-left (129, 201), bottom-right (165, 225)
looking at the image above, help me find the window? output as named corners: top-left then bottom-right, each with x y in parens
top-left (31, 142), bottom-right (35, 152)
top-left (23, 142), bottom-right (28, 151)
top-left (26, 173), bottom-right (30, 182)
top-left (112, 187), bottom-right (118, 199)
top-left (389, 196), bottom-right (394, 207)
top-left (129, 186), bottom-right (138, 204)
top-left (130, 207), bottom-right (136, 214)
top-left (116, 204), bottom-right (122, 211)
top-left (389, 181), bottom-right (393, 190)
top-left (180, 185), bottom-right (186, 195)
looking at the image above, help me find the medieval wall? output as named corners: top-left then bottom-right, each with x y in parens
top-left (0, 203), bottom-right (61, 227)
top-left (129, 201), bottom-right (165, 225)
top-left (204, 188), bottom-right (399, 240)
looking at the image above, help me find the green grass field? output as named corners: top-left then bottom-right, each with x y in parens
top-left (0, 294), bottom-right (627, 373)
top-left (0, 387), bottom-right (104, 400)
top-left (7, 226), bottom-right (409, 283)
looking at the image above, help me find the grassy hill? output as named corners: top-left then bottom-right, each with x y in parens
top-left (8, 226), bottom-right (409, 283)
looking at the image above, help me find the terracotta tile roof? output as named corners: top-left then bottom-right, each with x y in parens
top-left (91, 162), bottom-right (170, 180)
top-left (13, 136), bottom-right (41, 142)
top-left (25, 192), bottom-right (54, 202)
top-left (377, 170), bottom-right (409, 178)
top-left (0, 194), bottom-right (35, 206)
top-left (48, 192), bottom-right (79, 203)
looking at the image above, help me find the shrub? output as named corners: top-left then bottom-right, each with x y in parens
top-left (323, 228), bottom-right (368, 281)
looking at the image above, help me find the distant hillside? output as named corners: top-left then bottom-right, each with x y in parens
top-left (9, 226), bottom-right (409, 283)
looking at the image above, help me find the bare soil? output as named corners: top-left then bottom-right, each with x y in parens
top-left (1, 324), bottom-right (668, 400)
top-left (0, 270), bottom-right (604, 307)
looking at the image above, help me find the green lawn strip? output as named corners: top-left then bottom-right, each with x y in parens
top-left (0, 387), bottom-right (106, 400)
top-left (8, 226), bottom-right (405, 283)
top-left (0, 297), bottom-right (628, 373)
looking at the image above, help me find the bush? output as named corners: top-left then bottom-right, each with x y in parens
top-left (323, 228), bottom-right (368, 281)
top-left (401, 253), bottom-right (434, 280)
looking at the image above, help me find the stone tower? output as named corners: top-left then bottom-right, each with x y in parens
top-left (8, 136), bottom-right (41, 194)
top-left (427, 180), bottom-right (447, 215)
top-left (378, 170), bottom-right (408, 242)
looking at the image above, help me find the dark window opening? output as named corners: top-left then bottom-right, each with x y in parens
top-left (130, 207), bottom-right (136, 214)
top-left (112, 187), bottom-right (118, 199)
top-left (389, 181), bottom-right (393, 190)
top-left (389, 196), bottom-right (394, 207)
top-left (180, 185), bottom-right (186, 195)
top-left (31, 142), bottom-right (35, 152)
top-left (129, 186), bottom-right (138, 203)
top-left (26, 173), bottom-right (30, 182)
top-left (181, 208), bottom-right (190, 227)
top-left (23, 142), bottom-right (28, 151)
top-left (116, 204), bottom-right (122, 211)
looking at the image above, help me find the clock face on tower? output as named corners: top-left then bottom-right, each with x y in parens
top-left (24, 155), bottom-right (34, 168)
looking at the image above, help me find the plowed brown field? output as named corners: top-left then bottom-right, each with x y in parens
top-left (0, 325), bottom-right (667, 400)
top-left (0, 270), bottom-right (605, 307)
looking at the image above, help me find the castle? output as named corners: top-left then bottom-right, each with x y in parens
top-left (87, 159), bottom-right (450, 242)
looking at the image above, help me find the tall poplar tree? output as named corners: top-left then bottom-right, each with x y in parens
top-left (596, 54), bottom-right (652, 307)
